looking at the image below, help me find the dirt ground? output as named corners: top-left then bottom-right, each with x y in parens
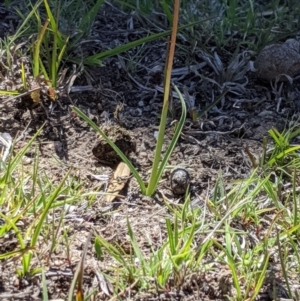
top-left (1, 2), bottom-right (300, 300)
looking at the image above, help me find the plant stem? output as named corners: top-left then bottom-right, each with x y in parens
top-left (146, 0), bottom-right (180, 196)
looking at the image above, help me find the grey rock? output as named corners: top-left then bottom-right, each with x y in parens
top-left (170, 168), bottom-right (190, 195)
top-left (254, 39), bottom-right (300, 80)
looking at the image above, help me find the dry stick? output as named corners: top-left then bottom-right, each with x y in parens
top-left (1, 88), bottom-right (41, 104)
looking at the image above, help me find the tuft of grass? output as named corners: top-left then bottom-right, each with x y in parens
top-left (0, 126), bottom-right (104, 277)
top-left (94, 194), bottom-right (200, 295)
top-left (93, 149), bottom-right (300, 300)
top-left (245, 124), bottom-right (300, 171)
top-left (120, 0), bottom-right (300, 53)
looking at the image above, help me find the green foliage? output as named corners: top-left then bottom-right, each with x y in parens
top-left (266, 127), bottom-right (300, 166)
top-left (94, 195), bottom-right (201, 292)
top-left (0, 126), bottom-right (101, 276)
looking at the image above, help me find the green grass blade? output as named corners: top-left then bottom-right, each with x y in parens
top-left (39, 57), bottom-right (50, 80)
top-left (0, 246), bottom-right (35, 260)
top-left (21, 62), bottom-right (27, 89)
top-left (179, 219), bottom-right (196, 258)
top-left (276, 231), bottom-right (292, 297)
top-left (94, 236), bottom-right (103, 260)
top-left (51, 29), bottom-right (58, 86)
top-left (31, 169), bottom-right (72, 247)
top-left (21, 169), bottom-right (71, 275)
top-left (43, 0), bottom-right (63, 47)
top-left (75, 0), bottom-right (105, 43)
top-left (268, 128), bottom-right (283, 146)
top-left (161, 0), bottom-right (173, 25)
top-left (127, 218), bottom-right (148, 275)
top-left (292, 169), bottom-right (297, 226)
top-left (166, 218), bottom-right (176, 255)
top-left (147, 0), bottom-right (179, 195)
top-left (57, 36), bottom-right (69, 64)
top-left (268, 145), bottom-right (300, 165)
top-left (42, 269), bottom-right (49, 301)
top-left (288, 127), bottom-right (300, 140)
top-left (250, 252), bottom-right (269, 301)
top-left (5, 124), bottom-right (44, 175)
top-left (33, 19), bottom-right (50, 77)
top-left (0, 90), bottom-right (20, 95)
top-left (146, 84), bottom-right (186, 195)
top-left (13, 0), bottom-right (43, 43)
top-left (43, 0), bottom-right (65, 86)
top-left (94, 235), bottom-right (132, 276)
top-left (73, 20), bottom-right (209, 65)
top-left (83, 31), bottom-right (171, 65)
top-left (198, 89), bottom-right (228, 119)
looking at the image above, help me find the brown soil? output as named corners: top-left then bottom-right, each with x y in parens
top-left (1, 2), bottom-right (300, 301)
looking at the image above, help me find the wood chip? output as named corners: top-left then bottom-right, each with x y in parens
top-left (106, 162), bottom-right (131, 202)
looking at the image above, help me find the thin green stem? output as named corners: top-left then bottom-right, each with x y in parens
top-left (146, 0), bottom-right (180, 195)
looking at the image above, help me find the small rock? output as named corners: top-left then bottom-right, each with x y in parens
top-left (54, 141), bottom-right (63, 153)
top-left (132, 108), bottom-right (142, 116)
top-left (254, 39), bottom-right (300, 80)
top-left (170, 168), bottom-right (190, 195)
top-left (22, 156), bottom-right (32, 165)
top-left (12, 276), bottom-right (19, 287)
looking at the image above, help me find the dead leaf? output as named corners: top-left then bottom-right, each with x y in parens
top-left (48, 87), bottom-right (56, 101)
top-left (28, 78), bottom-right (41, 103)
top-left (106, 162), bottom-right (130, 202)
top-left (95, 271), bottom-right (113, 296)
top-left (30, 89), bottom-right (40, 103)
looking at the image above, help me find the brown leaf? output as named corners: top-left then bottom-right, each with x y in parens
top-left (30, 88), bottom-right (40, 103)
top-left (29, 79), bottom-right (41, 103)
top-left (106, 162), bottom-right (130, 202)
top-left (48, 87), bottom-right (56, 101)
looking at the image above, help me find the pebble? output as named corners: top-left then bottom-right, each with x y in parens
top-left (22, 156), bottom-right (32, 165)
top-left (170, 168), bottom-right (190, 195)
top-left (54, 141), bottom-right (63, 153)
